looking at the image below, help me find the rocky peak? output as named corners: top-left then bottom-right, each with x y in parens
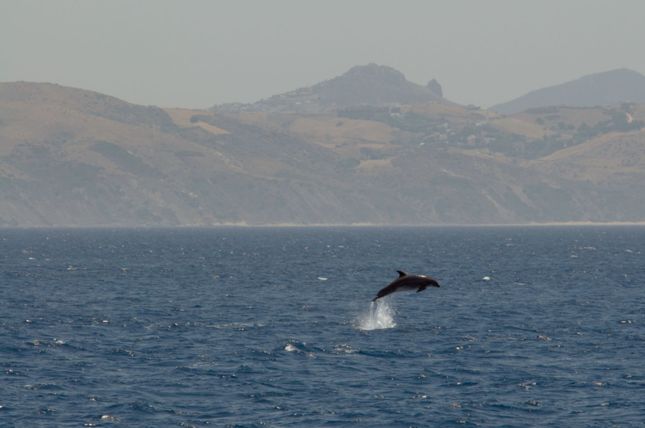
top-left (426, 79), bottom-right (443, 98)
top-left (341, 63), bottom-right (408, 83)
top-left (215, 64), bottom-right (444, 113)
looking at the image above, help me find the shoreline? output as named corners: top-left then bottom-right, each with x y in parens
top-left (3, 221), bottom-right (645, 229)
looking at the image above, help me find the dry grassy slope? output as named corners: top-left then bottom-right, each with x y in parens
top-left (1, 83), bottom-right (407, 225)
top-left (489, 116), bottom-right (547, 139)
top-left (0, 83), bottom-right (243, 175)
top-left (207, 106), bottom-right (586, 223)
top-left (386, 147), bottom-right (585, 222)
top-left (196, 111), bottom-right (402, 167)
top-left (164, 108), bottom-right (229, 135)
top-left (490, 106), bottom-right (611, 138)
top-left (3, 81), bottom-right (645, 225)
top-left (528, 129), bottom-right (645, 221)
top-left (182, 100), bottom-right (645, 223)
top-left (496, 105), bottom-right (645, 137)
top-left (0, 83), bottom-right (261, 225)
top-left (406, 102), bottom-right (495, 121)
top-left (532, 129), bottom-right (645, 182)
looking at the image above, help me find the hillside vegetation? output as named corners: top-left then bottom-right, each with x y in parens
top-left (2, 65), bottom-right (645, 226)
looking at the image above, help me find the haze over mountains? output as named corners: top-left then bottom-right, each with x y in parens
top-left (215, 64), bottom-right (444, 114)
top-left (492, 68), bottom-right (645, 114)
top-left (1, 64), bottom-right (645, 226)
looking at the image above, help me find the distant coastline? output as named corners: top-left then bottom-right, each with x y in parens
top-left (3, 221), bottom-right (645, 229)
top-left (3, 66), bottom-right (645, 227)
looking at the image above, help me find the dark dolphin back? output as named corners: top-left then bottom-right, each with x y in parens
top-left (372, 272), bottom-right (440, 301)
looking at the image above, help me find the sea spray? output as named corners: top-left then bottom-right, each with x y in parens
top-left (356, 299), bottom-right (396, 330)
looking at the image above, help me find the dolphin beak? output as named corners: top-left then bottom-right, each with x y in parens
top-left (433, 282), bottom-right (440, 287)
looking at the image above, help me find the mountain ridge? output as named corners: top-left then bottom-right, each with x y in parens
top-left (213, 63), bottom-right (444, 114)
top-left (491, 68), bottom-right (645, 115)
top-left (2, 66), bottom-right (645, 226)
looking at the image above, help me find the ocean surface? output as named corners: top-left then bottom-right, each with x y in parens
top-left (1, 227), bottom-right (644, 427)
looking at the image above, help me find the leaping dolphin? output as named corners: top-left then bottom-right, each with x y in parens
top-left (372, 271), bottom-right (440, 301)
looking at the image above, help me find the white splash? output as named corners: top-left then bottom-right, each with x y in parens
top-left (355, 300), bottom-right (396, 330)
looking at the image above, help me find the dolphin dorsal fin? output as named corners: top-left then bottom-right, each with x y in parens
top-left (397, 270), bottom-right (407, 278)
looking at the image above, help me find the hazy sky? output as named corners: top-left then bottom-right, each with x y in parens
top-left (2, 0), bottom-right (644, 108)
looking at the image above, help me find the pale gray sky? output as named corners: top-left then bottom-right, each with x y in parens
top-left (2, 0), bottom-right (644, 108)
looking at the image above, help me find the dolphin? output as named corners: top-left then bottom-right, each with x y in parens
top-left (372, 270), bottom-right (440, 301)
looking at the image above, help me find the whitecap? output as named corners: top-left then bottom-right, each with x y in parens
top-left (519, 380), bottom-right (536, 390)
top-left (317, 277), bottom-right (328, 281)
top-left (284, 343), bottom-right (297, 352)
top-left (100, 414), bottom-right (118, 422)
top-left (333, 344), bottom-right (358, 354)
top-left (355, 300), bottom-right (396, 330)
top-left (210, 321), bottom-right (265, 330)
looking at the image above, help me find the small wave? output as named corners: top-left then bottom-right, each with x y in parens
top-left (333, 344), bottom-right (358, 354)
top-left (209, 322), bottom-right (266, 330)
top-left (282, 342), bottom-right (315, 358)
top-left (355, 300), bottom-right (396, 331)
top-left (100, 415), bottom-right (118, 422)
top-left (579, 246), bottom-right (597, 251)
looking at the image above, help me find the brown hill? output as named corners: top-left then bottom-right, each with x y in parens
top-left (492, 68), bottom-right (645, 114)
top-left (2, 80), bottom-right (645, 226)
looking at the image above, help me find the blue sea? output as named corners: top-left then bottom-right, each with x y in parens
top-left (1, 227), bottom-right (644, 427)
